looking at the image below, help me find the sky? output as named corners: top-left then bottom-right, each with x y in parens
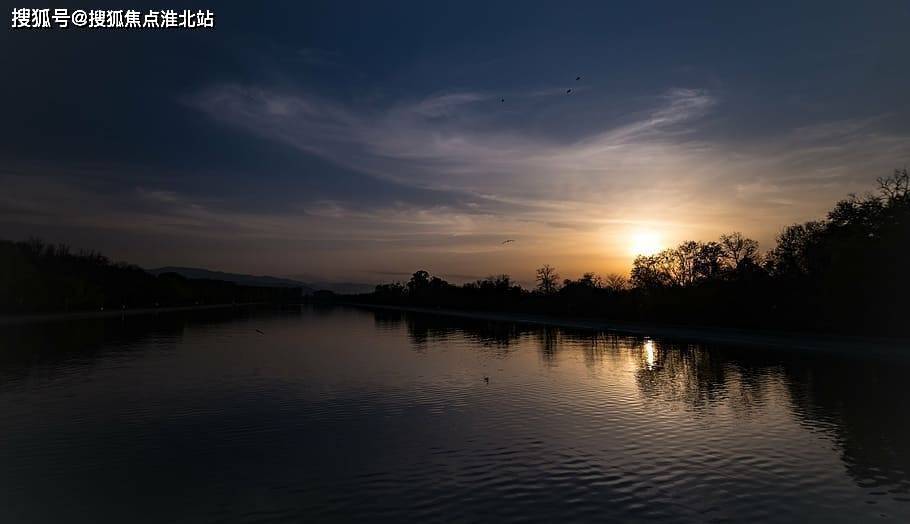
top-left (2, 1), bottom-right (909, 285)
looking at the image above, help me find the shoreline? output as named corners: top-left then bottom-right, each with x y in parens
top-left (3, 300), bottom-right (906, 355)
top-left (0, 302), bottom-right (265, 326)
top-left (342, 302), bottom-right (910, 356)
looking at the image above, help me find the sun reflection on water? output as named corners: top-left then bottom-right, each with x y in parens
top-left (644, 339), bottom-right (656, 370)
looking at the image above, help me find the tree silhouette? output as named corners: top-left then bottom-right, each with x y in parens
top-left (719, 232), bottom-right (760, 271)
top-left (603, 273), bottom-right (629, 292)
top-left (535, 264), bottom-right (560, 294)
top-left (0, 239), bottom-right (302, 313)
top-left (877, 168), bottom-right (909, 202)
top-left (407, 270), bottom-right (431, 295)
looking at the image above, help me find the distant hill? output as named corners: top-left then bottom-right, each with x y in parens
top-left (149, 266), bottom-right (314, 294)
top-left (304, 281), bottom-right (375, 295)
top-left (287, 272), bottom-right (376, 295)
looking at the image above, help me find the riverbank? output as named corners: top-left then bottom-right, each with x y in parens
top-left (4, 300), bottom-right (907, 355)
top-left (0, 302), bottom-right (265, 326)
top-left (344, 302), bottom-right (910, 356)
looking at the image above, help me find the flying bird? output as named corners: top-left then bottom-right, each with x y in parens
top-left (501, 239), bottom-right (515, 244)
top-left (566, 88), bottom-right (573, 94)
top-left (255, 329), bottom-right (264, 335)
top-left (500, 97), bottom-right (505, 102)
top-left (576, 76), bottom-right (581, 81)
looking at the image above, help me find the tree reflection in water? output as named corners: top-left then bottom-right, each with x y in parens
top-left (397, 311), bottom-right (910, 497)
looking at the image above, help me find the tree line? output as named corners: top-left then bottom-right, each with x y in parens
top-left (0, 238), bottom-right (304, 314)
top-left (364, 169), bottom-right (910, 337)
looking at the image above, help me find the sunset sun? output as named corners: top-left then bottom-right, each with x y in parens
top-left (629, 230), bottom-right (663, 256)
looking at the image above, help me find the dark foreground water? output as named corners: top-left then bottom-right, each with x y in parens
top-left (1, 306), bottom-right (909, 523)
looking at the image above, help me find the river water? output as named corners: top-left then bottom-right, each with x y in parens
top-left (0, 305), bottom-right (908, 522)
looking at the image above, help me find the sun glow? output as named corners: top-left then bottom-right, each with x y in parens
top-left (629, 230), bottom-right (663, 256)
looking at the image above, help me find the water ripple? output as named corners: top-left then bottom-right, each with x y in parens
top-left (0, 306), bottom-right (908, 522)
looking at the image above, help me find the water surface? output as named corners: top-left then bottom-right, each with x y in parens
top-left (1, 305), bottom-right (908, 522)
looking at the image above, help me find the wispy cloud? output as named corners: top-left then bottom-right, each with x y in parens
top-left (409, 92), bottom-right (491, 117)
top-left (188, 82), bottom-right (910, 255)
top-left (189, 85), bottom-right (718, 201)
